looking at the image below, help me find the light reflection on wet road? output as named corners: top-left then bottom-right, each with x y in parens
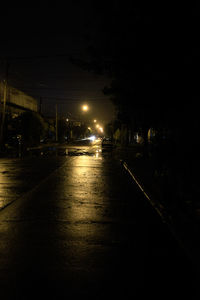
top-left (0, 140), bottom-right (103, 210)
top-left (0, 143), bottom-right (197, 298)
top-left (0, 157), bottom-right (67, 210)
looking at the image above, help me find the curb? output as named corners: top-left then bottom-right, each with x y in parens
top-left (0, 158), bottom-right (72, 214)
top-left (121, 160), bottom-right (167, 222)
top-left (121, 159), bottom-right (195, 266)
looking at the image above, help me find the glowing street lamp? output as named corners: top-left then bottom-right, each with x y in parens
top-left (82, 104), bottom-right (89, 111)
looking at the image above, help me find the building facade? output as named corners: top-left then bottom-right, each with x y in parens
top-left (0, 83), bottom-right (38, 116)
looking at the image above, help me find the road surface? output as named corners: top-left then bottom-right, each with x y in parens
top-left (0, 142), bottom-right (197, 299)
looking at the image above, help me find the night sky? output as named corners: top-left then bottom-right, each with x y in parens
top-left (0, 3), bottom-right (116, 124)
top-left (1, 2), bottom-right (200, 126)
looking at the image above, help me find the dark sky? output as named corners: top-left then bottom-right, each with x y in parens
top-left (2, 2), bottom-right (199, 126)
top-left (0, 3), bottom-right (116, 124)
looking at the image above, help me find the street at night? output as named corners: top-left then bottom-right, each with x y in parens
top-left (1, 2), bottom-right (200, 299)
top-left (0, 144), bottom-right (196, 298)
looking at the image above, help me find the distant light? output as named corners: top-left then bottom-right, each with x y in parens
top-left (82, 104), bottom-right (89, 111)
top-left (96, 124), bottom-right (99, 128)
top-left (88, 127), bottom-right (91, 130)
top-left (66, 118), bottom-right (69, 122)
top-left (93, 119), bottom-right (97, 123)
top-left (88, 135), bottom-right (96, 141)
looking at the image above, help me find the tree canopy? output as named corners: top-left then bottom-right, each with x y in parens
top-left (17, 111), bottom-right (46, 146)
top-left (71, 2), bottom-right (200, 137)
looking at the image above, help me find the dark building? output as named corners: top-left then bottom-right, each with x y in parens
top-left (0, 83), bottom-right (38, 117)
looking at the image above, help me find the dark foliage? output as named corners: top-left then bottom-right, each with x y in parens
top-left (16, 111), bottom-right (46, 146)
top-left (70, 1), bottom-right (200, 208)
top-left (71, 2), bottom-right (199, 134)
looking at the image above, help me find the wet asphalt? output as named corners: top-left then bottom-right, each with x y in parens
top-left (0, 142), bottom-right (197, 299)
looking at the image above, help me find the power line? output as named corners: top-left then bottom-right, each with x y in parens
top-left (0, 53), bottom-right (73, 61)
top-left (37, 97), bottom-right (112, 102)
top-left (5, 86), bottom-right (107, 92)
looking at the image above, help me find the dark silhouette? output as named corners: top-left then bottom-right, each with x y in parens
top-left (71, 2), bottom-right (200, 214)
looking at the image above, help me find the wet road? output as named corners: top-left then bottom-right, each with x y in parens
top-left (0, 143), bottom-right (197, 299)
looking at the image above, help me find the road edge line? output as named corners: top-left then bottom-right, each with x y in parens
top-left (0, 158), bottom-right (74, 215)
top-left (121, 159), bottom-right (196, 266)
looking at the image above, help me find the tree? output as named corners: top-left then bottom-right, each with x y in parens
top-left (71, 2), bottom-right (200, 151)
top-left (17, 111), bottom-right (46, 147)
top-left (71, 3), bottom-right (177, 137)
top-left (70, 1), bottom-right (200, 209)
top-left (57, 118), bottom-right (67, 142)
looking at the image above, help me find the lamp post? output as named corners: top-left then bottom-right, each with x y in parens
top-left (55, 103), bottom-right (58, 142)
top-left (0, 60), bottom-right (9, 148)
top-left (80, 104), bottom-right (89, 124)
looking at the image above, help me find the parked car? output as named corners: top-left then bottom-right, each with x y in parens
top-left (102, 137), bottom-right (114, 150)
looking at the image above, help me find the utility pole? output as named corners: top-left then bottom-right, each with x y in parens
top-left (56, 103), bottom-right (58, 142)
top-left (0, 60), bottom-right (9, 149)
top-left (39, 97), bottom-right (42, 114)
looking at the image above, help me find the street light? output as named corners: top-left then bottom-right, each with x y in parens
top-left (82, 104), bottom-right (89, 111)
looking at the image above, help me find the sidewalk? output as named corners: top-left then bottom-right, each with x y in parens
top-left (113, 144), bottom-right (200, 270)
